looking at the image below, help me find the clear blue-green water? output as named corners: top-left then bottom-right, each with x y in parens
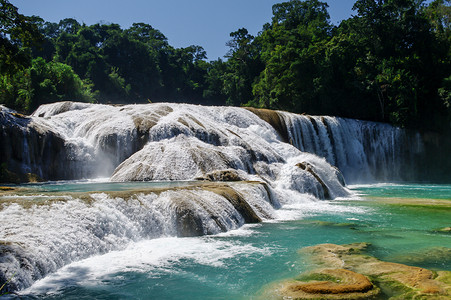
top-left (353, 183), bottom-right (451, 200)
top-left (10, 179), bottom-right (198, 193)
top-left (13, 183), bottom-right (451, 299)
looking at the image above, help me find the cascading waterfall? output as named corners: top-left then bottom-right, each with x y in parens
top-left (280, 113), bottom-right (424, 183)
top-left (1, 102), bottom-right (424, 183)
top-left (0, 182), bottom-right (277, 291)
top-left (0, 101), bottom-right (428, 292)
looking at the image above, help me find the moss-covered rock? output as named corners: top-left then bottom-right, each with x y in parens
top-left (261, 243), bottom-right (451, 299)
top-left (195, 169), bottom-right (248, 182)
top-left (291, 269), bottom-right (375, 294)
top-left (386, 247), bottom-right (451, 270)
top-left (0, 163), bottom-right (44, 184)
top-left (0, 164), bottom-right (21, 184)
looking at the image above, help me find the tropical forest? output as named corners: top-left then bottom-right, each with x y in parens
top-left (1, 0), bottom-right (450, 132)
top-left (1, 0), bottom-right (451, 299)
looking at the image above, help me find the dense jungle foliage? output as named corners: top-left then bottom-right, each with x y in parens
top-left (1, 0), bottom-right (450, 132)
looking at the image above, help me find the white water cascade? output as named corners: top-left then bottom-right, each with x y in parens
top-left (280, 114), bottom-right (424, 183)
top-left (0, 102), bottom-right (425, 292)
top-left (0, 182), bottom-right (280, 291)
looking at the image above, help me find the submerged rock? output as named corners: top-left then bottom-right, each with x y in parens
top-left (437, 227), bottom-right (451, 233)
top-left (275, 268), bottom-right (378, 299)
top-left (386, 246), bottom-right (451, 270)
top-left (261, 243), bottom-right (451, 299)
top-left (297, 220), bottom-right (360, 230)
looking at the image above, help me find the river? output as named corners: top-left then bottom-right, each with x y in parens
top-left (3, 182), bottom-right (446, 299)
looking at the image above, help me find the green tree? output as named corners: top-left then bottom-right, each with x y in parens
top-left (102, 30), bottom-right (162, 102)
top-left (125, 22), bottom-right (168, 49)
top-left (223, 28), bottom-right (263, 106)
top-left (252, 0), bottom-right (332, 112)
top-left (1, 57), bottom-right (95, 112)
top-left (0, 0), bottom-right (42, 74)
top-left (203, 58), bottom-right (227, 105)
top-left (345, 0), bottom-right (450, 129)
top-left (28, 16), bottom-right (57, 61)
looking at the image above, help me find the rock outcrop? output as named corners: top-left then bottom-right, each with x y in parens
top-left (275, 268), bottom-right (378, 299)
top-left (0, 106), bottom-right (67, 182)
top-left (244, 107), bottom-right (289, 143)
top-left (195, 169), bottom-right (249, 182)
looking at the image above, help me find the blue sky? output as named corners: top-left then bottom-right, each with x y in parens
top-left (11, 0), bottom-right (359, 60)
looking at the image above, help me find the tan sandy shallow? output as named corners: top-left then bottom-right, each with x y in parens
top-left (360, 196), bottom-right (451, 207)
top-left (259, 242), bottom-right (451, 299)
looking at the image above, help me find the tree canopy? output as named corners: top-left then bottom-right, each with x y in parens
top-left (1, 0), bottom-right (450, 133)
top-left (0, 0), bottom-right (42, 74)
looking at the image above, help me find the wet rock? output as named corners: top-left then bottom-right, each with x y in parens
top-left (244, 107), bottom-right (289, 143)
top-left (296, 162), bottom-right (331, 199)
top-left (0, 242), bottom-right (35, 293)
top-left (0, 186), bottom-right (14, 191)
top-left (203, 184), bottom-right (261, 224)
top-left (0, 108), bottom-right (67, 183)
top-left (175, 201), bottom-right (209, 237)
top-left (277, 268), bottom-right (378, 299)
top-left (173, 183), bottom-right (263, 236)
top-left (131, 104), bottom-right (173, 149)
top-left (195, 169), bottom-right (248, 182)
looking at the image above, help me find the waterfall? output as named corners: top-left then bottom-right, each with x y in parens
top-left (280, 113), bottom-right (424, 183)
top-left (0, 182), bottom-right (279, 291)
top-left (0, 101), bottom-right (429, 292)
top-left (1, 102), bottom-right (425, 184)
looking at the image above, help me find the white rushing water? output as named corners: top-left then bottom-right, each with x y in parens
top-left (21, 233), bottom-right (272, 295)
top-left (2, 102), bottom-right (423, 183)
top-left (280, 114), bottom-right (424, 183)
top-left (0, 102), bottom-right (422, 292)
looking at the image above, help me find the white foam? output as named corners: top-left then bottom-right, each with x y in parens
top-left (0, 194), bottom-right (72, 200)
top-left (215, 224), bottom-right (262, 237)
top-left (21, 236), bottom-right (272, 295)
top-left (347, 183), bottom-right (405, 189)
top-left (275, 197), bottom-right (369, 221)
